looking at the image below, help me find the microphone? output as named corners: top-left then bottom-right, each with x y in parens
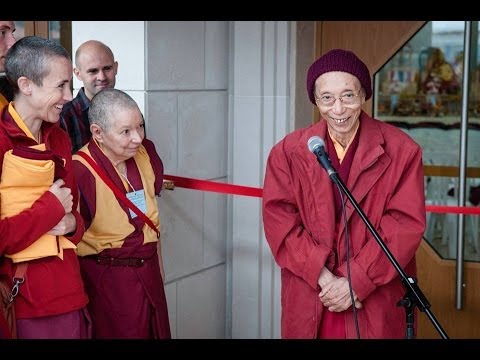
top-left (307, 136), bottom-right (337, 179)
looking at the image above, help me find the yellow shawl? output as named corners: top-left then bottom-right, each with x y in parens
top-left (0, 104), bottom-right (75, 262)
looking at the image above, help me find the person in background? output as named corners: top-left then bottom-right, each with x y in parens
top-left (262, 49), bottom-right (426, 339)
top-left (73, 88), bottom-right (170, 339)
top-left (0, 20), bottom-right (16, 109)
top-left (60, 40), bottom-right (118, 153)
top-left (421, 47), bottom-right (459, 117)
top-left (0, 36), bottom-right (90, 339)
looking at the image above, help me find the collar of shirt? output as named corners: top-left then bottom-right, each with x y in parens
top-left (328, 120), bottom-right (360, 163)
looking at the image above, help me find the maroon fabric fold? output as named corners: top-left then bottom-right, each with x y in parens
top-left (12, 146), bottom-right (66, 180)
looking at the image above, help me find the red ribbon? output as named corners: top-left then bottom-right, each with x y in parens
top-left (163, 174), bottom-right (263, 198)
top-left (164, 174), bottom-right (480, 215)
top-left (426, 205), bottom-right (480, 215)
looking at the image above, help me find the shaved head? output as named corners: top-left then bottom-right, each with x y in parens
top-left (75, 40), bottom-right (114, 69)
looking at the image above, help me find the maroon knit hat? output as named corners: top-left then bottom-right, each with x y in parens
top-left (306, 48), bottom-right (372, 105)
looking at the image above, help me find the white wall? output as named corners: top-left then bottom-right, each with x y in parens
top-left (229, 21), bottom-right (291, 339)
top-left (145, 21), bottom-right (229, 339)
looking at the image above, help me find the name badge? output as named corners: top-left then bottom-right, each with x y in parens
top-left (126, 189), bottom-right (147, 218)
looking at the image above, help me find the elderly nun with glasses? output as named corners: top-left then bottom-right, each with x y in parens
top-left (262, 49), bottom-right (426, 339)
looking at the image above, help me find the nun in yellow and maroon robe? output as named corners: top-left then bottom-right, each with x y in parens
top-left (73, 109), bottom-right (170, 339)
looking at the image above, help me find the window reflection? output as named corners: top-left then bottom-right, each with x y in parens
top-left (48, 21), bottom-right (60, 43)
top-left (376, 22), bottom-right (465, 120)
top-left (374, 21), bottom-right (480, 262)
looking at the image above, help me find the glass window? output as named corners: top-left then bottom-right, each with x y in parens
top-left (374, 21), bottom-right (480, 262)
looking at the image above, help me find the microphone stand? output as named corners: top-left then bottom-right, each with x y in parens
top-left (326, 168), bottom-right (449, 339)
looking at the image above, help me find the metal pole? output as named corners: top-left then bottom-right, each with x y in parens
top-left (456, 20), bottom-right (472, 309)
